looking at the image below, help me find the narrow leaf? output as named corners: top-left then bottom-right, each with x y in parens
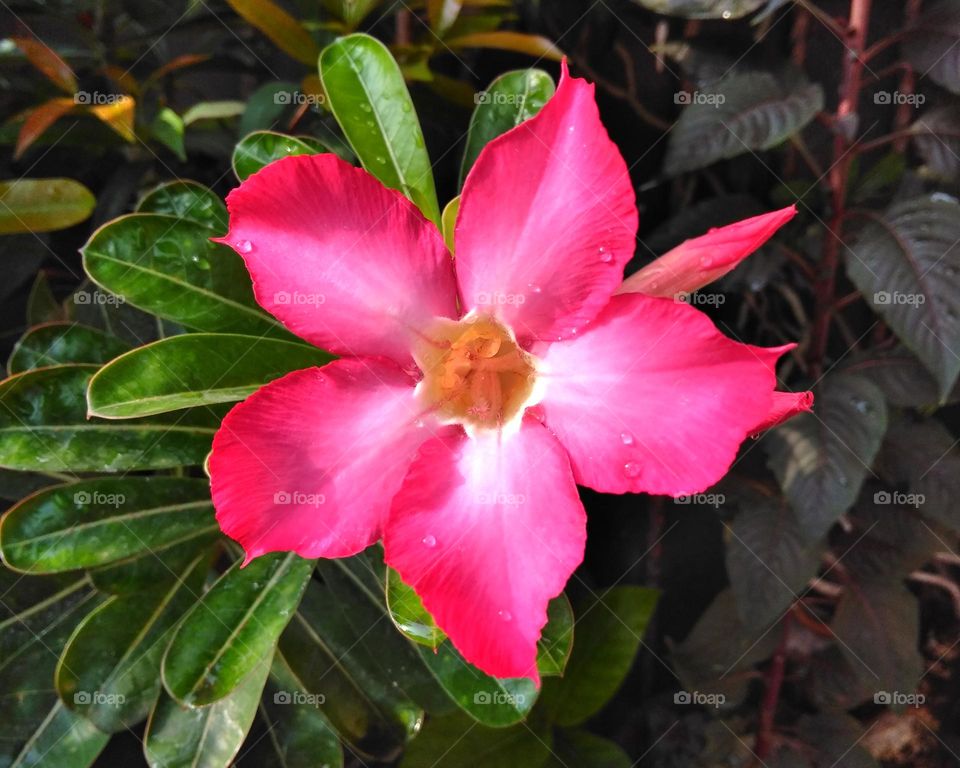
top-left (0, 179), bottom-right (95, 235)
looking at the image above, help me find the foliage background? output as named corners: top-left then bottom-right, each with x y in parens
top-left (2, 0), bottom-right (960, 766)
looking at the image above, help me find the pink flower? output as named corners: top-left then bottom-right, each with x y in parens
top-left (209, 62), bottom-right (811, 683)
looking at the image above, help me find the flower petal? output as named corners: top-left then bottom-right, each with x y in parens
top-left (539, 293), bottom-right (781, 496)
top-left (752, 390), bottom-right (814, 433)
top-left (217, 154), bottom-right (457, 364)
top-left (383, 418), bottom-right (586, 681)
top-left (618, 206), bottom-right (796, 298)
top-left (454, 60), bottom-right (638, 342)
top-left (210, 358), bottom-right (434, 560)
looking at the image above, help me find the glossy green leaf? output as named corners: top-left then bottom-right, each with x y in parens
top-left (0, 365), bottom-right (215, 472)
top-left (460, 68), bottom-right (554, 186)
top-left (137, 180), bottom-right (228, 234)
top-left (441, 196), bottom-right (459, 254)
top-left (542, 586), bottom-right (659, 727)
top-left (56, 553), bottom-right (210, 731)
top-left (385, 565), bottom-right (446, 649)
top-left (0, 477), bottom-right (217, 573)
top-left (322, 0), bottom-right (382, 28)
top-left (320, 34), bottom-right (440, 225)
top-left (145, 658), bottom-right (270, 768)
top-left (87, 333), bottom-right (331, 418)
top-left (162, 552), bottom-right (314, 706)
top-left (89, 535), bottom-right (219, 594)
top-left (5, 702), bottom-right (109, 768)
top-left (181, 101), bottom-right (246, 126)
top-left (0, 179), bottom-right (95, 235)
top-left (400, 711), bottom-right (552, 768)
top-left (151, 108), bottom-right (186, 161)
top-left (8, 322), bottom-right (130, 374)
top-left (82, 214), bottom-right (284, 336)
top-left (417, 641), bottom-right (537, 727)
top-left (537, 594), bottom-right (574, 677)
top-left (232, 131), bottom-right (334, 181)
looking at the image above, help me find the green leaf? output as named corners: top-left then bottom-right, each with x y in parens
top-left (26, 271), bottom-right (64, 325)
top-left (545, 729), bottom-right (633, 768)
top-left (321, 0), bottom-right (383, 29)
top-left (911, 107), bottom-right (960, 180)
top-left (664, 71), bottom-right (823, 176)
top-left (542, 586), bottom-right (658, 727)
top-left (0, 178), bottom-right (96, 234)
top-left (89, 536), bottom-right (219, 595)
top-left (87, 333), bottom-right (331, 418)
top-left (446, 31), bottom-right (564, 61)
top-left (232, 131), bottom-right (333, 182)
top-left (846, 195), bottom-right (960, 399)
top-left (459, 68), bottom-right (555, 187)
top-left (82, 214), bottom-right (284, 336)
top-left (319, 34), bottom-right (440, 225)
top-left (766, 373), bottom-right (888, 541)
top-left (8, 322), bottom-right (130, 374)
top-left (904, 1), bottom-right (960, 95)
top-left (151, 108), bottom-right (186, 161)
top-left (537, 594), bottom-right (575, 677)
top-left (400, 711), bottom-right (552, 768)
top-left (137, 180), bottom-right (228, 234)
top-left (56, 552), bottom-right (210, 731)
top-left (162, 552), bottom-right (314, 706)
top-left (225, 0), bottom-right (320, 65)
top-left (6, 702), bottom-right (109, 768)
top-left (629, 0), bottom-right (765, 18)
top-left (441, 196), bottom-right (459, 254)
top-left (724, 498), bottom-right (823, 631)
top-left (182, 100), bottom-right (246, 126)
top-left (238, 82), bottom-right (297, 136)
top-left (145, 658), bottom-right (270, 768)
top-left (843, 348), bottom-right (948, 408)
top-left (427, 0), bottom-right (463, 35)
top-left (0, 477), bottom-right (217, 573)
top-left (417, 641), bottom-right (537, 727)
top-left (0, 365), bottom-right (215, 473)
top-left (385, 565), bottom-right (446, 649)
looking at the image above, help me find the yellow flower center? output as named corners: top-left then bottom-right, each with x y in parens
top-left (415, 315), bottom-right (538, 432)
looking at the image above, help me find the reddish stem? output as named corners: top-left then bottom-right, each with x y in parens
top-left (754, 615), bottom-right (791, 762)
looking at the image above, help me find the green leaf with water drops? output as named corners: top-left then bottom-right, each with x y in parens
top-left (0, 365), bottom-right (215, 472)
top-left (0, 477), bottom-right (217, 573)
top-left (459, 68), bottom-right (555, 187)
top-left (8, 322), bottom-right (130, 374)
top-left (162, 552), bottom-right (314, 706)
top-left (82, 214), bottom-right (286, 337)
top-left (385, 565), bottom-right (446, 650)
top-left (319, 34), bottom-right (440, 226)
top-left (145, 656), bottom-right (270, 768)
top-left (87, 333), bottom-right (332, 418)
top-left (232, 131), bottom-right (335, 181)
top-left (56, 552), bottom-right (210, 732)
top-left (137, 180), bottom-right (228, 234)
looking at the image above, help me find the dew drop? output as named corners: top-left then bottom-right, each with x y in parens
top-left (599, 246), bottom-right (613, 264)
top-left (376, 155), bottom-right (387, 165)
top-left (498, 610), bottom-right (512, 622)
top-left (699, 255), bottom-right (714, 268)
top-left (401, 102), bottom-right (412, 113)
top-left (527, 283), bottom-right (542, 294)
top-left (567, 125), bottom-right (576, 133)
top-left (624, 462), bottom-right (641, 478)
top-left (360, 103), bottom-right (372, 113)
top-left (620, 431), bottom-right (634, 445)
top-left (421, 535), bottom-right (436, 547)
top-left (235, 240), bottom-right (253, 254)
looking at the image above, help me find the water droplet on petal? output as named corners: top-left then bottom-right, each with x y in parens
top-left (567, 125), bottom-right (576, 133)
top-left (624, 462), bottom-right (641, 478)
top-left (236, 240), bottom-right (253, 254)
top-left (498, 610), bottom-right (512, 621)
top-left (699, 255), bottom-right (714, 268)
top-left (527, 283), bottom-right (542, 294)
top-left (599, 246), bottom-right (613, 264)
top-left (422, 535), bottom-right (436, 547)
top-left (620, 431), bottom-right (634, 445)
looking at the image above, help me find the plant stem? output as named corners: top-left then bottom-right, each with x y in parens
top-left (754, 615), bottom-right (791, 762)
